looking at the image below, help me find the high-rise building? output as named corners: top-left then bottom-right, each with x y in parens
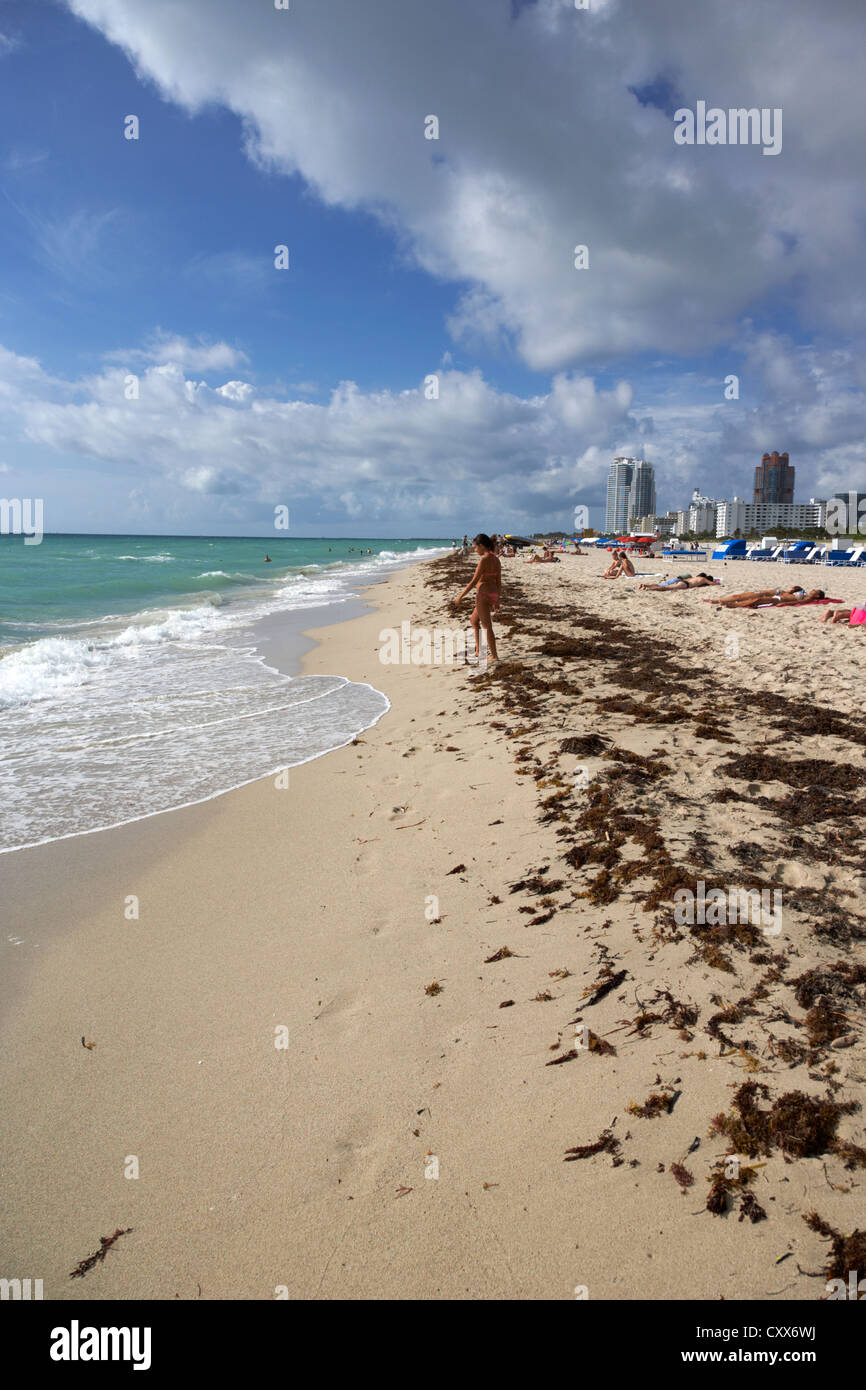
top-left (754, 451), bottom-right (794, 505)
top-left (605, 457), bottom-right (655, 532)
top-left (605, 457), bottom-right (633, 533)
top-left (628, 459), bottom-right (656, 524)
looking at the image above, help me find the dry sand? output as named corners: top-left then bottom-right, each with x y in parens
top-left (1, 547), bottom-right (865, 1300)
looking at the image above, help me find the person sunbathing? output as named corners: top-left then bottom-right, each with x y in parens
top-left (706, 584), bottom-right (805, 607)
top-left (638, 572), bottom-right (716, 591)
top-left (711, 586), bottom-right (822, 610)
top-left (526, 548), bottom-right (559, 564)
top-left (821, 604), bottom-right (866, 625)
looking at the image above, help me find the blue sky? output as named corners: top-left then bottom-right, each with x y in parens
top-left (1, 2), bottom-right (479, 394)
top-left (0, 0), bottom-right (864, 536)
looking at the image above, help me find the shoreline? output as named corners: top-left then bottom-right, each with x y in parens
top-left (2, 549), bottom-right (864, 1301)
top-left (0, 560), bottom-right (421, 1011)
top-left (0, 557), bottom-right (431, 858)
top-left (0, 579), bottom-right (390, 859)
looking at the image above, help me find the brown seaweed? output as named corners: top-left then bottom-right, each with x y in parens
top-left (70, 1228), bottom-right (133, 1279)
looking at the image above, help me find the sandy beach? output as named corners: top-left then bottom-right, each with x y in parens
top-left (2, 547), bottom-right (865, 1301)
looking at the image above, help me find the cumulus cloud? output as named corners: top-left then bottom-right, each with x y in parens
top-left (64, 0), bottom-right (866, 365)
top-left (3, 332), bottom-right (864, 525)
top-left (105, 333), bottom-right (249, 373)
top-left (0, 342), bottom-right (641, 525)
top-left (715, 331), bottom-right (866, 495)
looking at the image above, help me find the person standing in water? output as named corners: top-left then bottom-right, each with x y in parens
top-left (453, 533), bottom-right (501, 663)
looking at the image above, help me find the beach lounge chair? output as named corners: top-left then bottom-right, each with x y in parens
top-left (780, 542), bottom-right (812, 564)
top-left (825, 549), bottom-right (855, 566)
top-left (712, 539), bottom-right (747, 560)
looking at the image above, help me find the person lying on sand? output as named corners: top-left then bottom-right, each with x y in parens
top-left (706, 585), bottom-right (805, 607)
top-left (525, 548), bottom-right (559, 564)
top-left (638, 572), bottom-right (716, 591)
top-left (821, 604), bottom-right (866, 625)
top-left (711, 586), bottom-right (823, 610)
top-left (453, 532), bottom-right (501, 662)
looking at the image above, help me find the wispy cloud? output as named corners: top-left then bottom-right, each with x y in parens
top-left (3, 191), bottom-right (123, 288)
top-left (104, 332), bottom-right (249, 373)
top-left (4, 148), bottom-right (49, 173)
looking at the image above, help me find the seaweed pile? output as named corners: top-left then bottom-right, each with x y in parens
top-left (423, 552), bottom-right (866, 1283)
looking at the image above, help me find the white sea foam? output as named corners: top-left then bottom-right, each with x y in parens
top-left (115, 553), bottom-right (173, 562)
top-left (0, 636), bottom-right (108, 707)
top-left (0, 545), bottom-right (445, 850)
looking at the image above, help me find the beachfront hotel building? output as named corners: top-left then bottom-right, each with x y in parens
top-left (687, 489), bottom-right (719, 534)
top-left (754, 451), bottom-right (795, 505)
top-left (714, 497), bottom-right (826, 537)
top-left (605, 457), bottom-right (656, 532)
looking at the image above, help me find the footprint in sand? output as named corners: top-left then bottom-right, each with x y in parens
top-left (776, 860), bottom-right (826, 891)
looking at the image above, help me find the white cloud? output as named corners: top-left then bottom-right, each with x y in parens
top-left (0, 341), bottom-right (639, 525)
top-left (105, 333), bottom-right (249, 373)
top-left (64, 0), bottom-right (866, 366)
top-left (3, 333), bottom-right (864, 524)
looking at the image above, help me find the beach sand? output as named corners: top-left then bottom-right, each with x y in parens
top-left (2, 548), bottom-right (865, 1300)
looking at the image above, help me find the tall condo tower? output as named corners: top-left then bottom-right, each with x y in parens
top-left (605, 457), bottom-right (633, 532)
top-left (754, 451), bottom-right (794, 505)
top-left (605, 457), bottom-right (656, 532)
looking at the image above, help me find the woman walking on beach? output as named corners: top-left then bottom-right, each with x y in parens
top-left (454, 533), bottom-right (501, 663)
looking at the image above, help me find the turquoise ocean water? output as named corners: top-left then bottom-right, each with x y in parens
top-left (0, 535), bottom-right (450, 851)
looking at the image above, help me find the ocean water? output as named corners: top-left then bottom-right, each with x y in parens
top-left (0, 535), bottom-right (450, 852)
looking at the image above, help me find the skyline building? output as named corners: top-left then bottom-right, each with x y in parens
top-left (754, 451), bottom-right (795, 505)
top-left (714, 497), bottom-right (825, 537)
top-left (604, 457), bottom-right (655, 532)
top-left (605, 457), bottom-right (633, 533)
top-left (628, 459), bottom-right (656, 526)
